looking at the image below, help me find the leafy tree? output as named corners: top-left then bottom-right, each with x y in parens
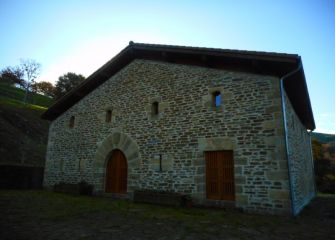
top-left (0, 66), bottom-right (24, 87)
top-left (31, 81), bottom-right (55, 97)
top-left (54, 72), bottom-right (85, 99)
top-left (20, 59), bottom-right (41, 103)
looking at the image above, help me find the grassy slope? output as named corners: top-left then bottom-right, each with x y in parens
top-left (0, 84), bottom-right (51, 167)
top-left (0, 83), bottom-right (53, 107)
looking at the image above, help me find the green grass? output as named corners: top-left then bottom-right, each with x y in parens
top-left (0, 96), bottom-right (47, 112)
top-left (0, 83), bottom-right (53, 107)
top-left (0, 190), bottom-right (281, 230)
top-left (0, 85), bottom-right (50, 167)
top-left (1, 190), bottom-right (333, 239)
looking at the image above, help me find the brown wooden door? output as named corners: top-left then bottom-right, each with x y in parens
top-left (105, 149), bottom-right (127, 193)
top-left (205, 150), bottom-right (235, 201)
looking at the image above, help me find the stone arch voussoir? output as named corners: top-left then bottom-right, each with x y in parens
top-left (94, 130), bottom-right (140, 192)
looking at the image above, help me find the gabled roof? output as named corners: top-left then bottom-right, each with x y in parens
top-left (42, 42), bottom-right (315, 130)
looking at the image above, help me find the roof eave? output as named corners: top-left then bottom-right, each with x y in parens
top-left (42, 46), bottom-right (134, 120)
top-left (42, 43), bottom-right (315, 130)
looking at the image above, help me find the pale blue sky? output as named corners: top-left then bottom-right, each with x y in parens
top-left (0, 0), bottom-right (334, 133)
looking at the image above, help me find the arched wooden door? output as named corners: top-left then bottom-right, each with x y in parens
top-left (105, 149), bottom-right (128, 193)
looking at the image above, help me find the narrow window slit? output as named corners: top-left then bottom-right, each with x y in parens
top-left (159, 154), bottom-right (162, 172)
top-left (152, 101), bottom-right (159, 115)
top-left (69, 116), bottom-right (75, 128)
top-left (213, 91), bottom-right (221, 107)
top-left (106, 110), bottom-right (112, 122)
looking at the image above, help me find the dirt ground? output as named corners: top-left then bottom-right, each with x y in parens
top-left (0, 191), bottom-right (334, 240)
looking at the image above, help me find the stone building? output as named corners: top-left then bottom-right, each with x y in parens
top-left (42, 42), bottom-right (316, 215)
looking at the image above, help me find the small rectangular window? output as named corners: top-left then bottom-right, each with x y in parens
top-left (152, 102), bottom-right (159, 115)
top-left (213, 91), bottom-right (221, 107)
top-left (69, 116), bottom-right (75, 128)
top-left (106, 110), bottom-right (112, 122)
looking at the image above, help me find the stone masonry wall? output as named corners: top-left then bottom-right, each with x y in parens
top-left (283, 91), bottom-right (316, 215)
top-left (44, 59), bottom-right (291, 214)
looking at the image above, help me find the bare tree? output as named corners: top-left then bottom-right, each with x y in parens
top-left (20, 59), bottom-right (41, 104)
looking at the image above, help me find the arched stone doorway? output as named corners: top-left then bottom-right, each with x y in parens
top-left (94, 130), bottom-right (141, 194)
top-left (105, 149), bottom-right (127, 193)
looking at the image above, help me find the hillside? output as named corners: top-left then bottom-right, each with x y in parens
top-left (312, 132), bottom-right (335, 163)
top-left (312, 132), bottom-right (335, 143)
top-left (0, 83), bottom-right (53, 107)
top-left (0, 84), bottom-right (52, 167)
top-left (311, 132), bottom-right (335, 193)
